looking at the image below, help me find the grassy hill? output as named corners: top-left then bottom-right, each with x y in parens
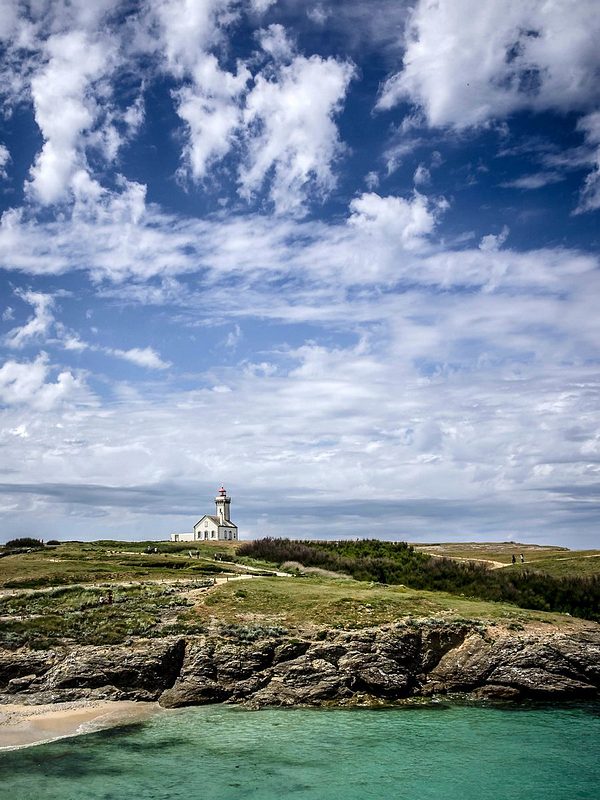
top-left (412, 542), bottom-right (600, 577)
top-left (0, 538), bottom-right (598, 651)
top-left (0, 539), bottom-right (249, 590)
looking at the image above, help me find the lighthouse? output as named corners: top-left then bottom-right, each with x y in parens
top-left (215, 485), bottom-right (231, 523)
top-left (169, 486), bottom-right (238, 542)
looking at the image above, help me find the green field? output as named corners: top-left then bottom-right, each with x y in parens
top-left (412, 542), bottom-right (600, 576)
top-left (1, 538), bottom-right (594, 650)
top-left (0, 539), bottom-right (256, 589)
top-left (198, 576), bottom-right (575, 631)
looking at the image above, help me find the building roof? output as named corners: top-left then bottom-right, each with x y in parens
top-left (194, 515), bottom-right (238, 529)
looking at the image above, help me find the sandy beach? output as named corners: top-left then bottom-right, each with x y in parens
top-left (0, 700), bottom-right (161, 750)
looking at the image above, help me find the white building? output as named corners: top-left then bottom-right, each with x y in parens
top-left (170, 486), bottom-right (238, 542)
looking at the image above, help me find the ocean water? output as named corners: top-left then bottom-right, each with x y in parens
top-left (1, 703), bottom-right (599, 800)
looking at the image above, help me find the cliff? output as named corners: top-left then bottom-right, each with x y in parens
top-left (1, 620), bottom-right (599, 708)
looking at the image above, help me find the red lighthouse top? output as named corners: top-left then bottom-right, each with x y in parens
top-left (218, 486), bottom-right (227, 496)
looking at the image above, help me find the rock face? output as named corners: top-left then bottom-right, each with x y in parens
top-left (0, 639), bottom-right (185, 704)
top-left (1, 623), bottom-right (599, 708)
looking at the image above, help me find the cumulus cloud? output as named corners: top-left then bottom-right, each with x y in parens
top-left (0, 201), bottom-right (598, 541)
top-left (0, 0), bottom-right (598, 544)
top-left (1, 1), bottom-right (356, 216)
top-left (377, 0), bottom-right (600, 125)
top-left (175, 57), bottom-right (250, 181)
top-left (240, 54), bottom-right (355, 214)
top-left (152, 0), bottom-right (250, 181)
top-left (348, 191), bottom-right (446, 252)
top-left (0, 353), bottom-right (90, 410)
top-left (27, 30), bottom-right (118, 205)
top-left (376, 0), bottom-right (600, 213)
top-left (257, 23), bottom-right (294, 63)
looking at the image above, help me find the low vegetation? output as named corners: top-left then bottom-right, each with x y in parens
top-left (196, 576), bottom-right (572, 631)
top-left (0, 538), bottom-right (597, 649)
top-left (0, 540), bottom-right (242, 589)
top-left (0, 582), bottom-right (211, 650)
top-left (237, 539), bottom-right (600, 622)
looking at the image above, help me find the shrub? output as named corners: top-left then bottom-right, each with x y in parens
top-left (4, 537), bottom-right (45, 549)
top-left (238, 538), bottom-right (600, 622)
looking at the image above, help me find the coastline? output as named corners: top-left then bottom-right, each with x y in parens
top-left (0, 699), bottom-right (161, 750)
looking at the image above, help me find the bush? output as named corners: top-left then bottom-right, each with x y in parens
top-left (4, 537), bottom-right (45, 549)
top-left (238, 538), bottom-right (600, 622)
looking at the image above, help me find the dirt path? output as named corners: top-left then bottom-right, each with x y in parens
top-left (423, 552), bottom-right (508, 569)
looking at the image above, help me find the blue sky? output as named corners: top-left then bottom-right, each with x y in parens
top-left (0, 0), bottom-right (599, 547)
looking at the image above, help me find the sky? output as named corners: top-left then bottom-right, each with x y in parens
top-left (0, 0), bottom-right (599, 548)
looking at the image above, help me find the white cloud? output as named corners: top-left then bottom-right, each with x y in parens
top-left (153, 0), bottom-right (232, 74)
top-left (479, 226), bottom-right (510, 253)
top-left (348, 191), bottom-right (445, 252)
top-left (0, 144), bottom-right (10, 179)
top-left (377, 0), bottom-right (600, 126)
top-left (306, 5), bottom-right (329, 26)
top-left (574, 111), bottom-right (600, 213)
top-left (110, 347), bottom-right (171, 370)
top-left (500, 172), bottom-right (564, 190)
top-left (413, 163), bottom-right (430, 186)
top-left (376, 0), bottom-right (600, 212)
top-left (240, 54), bottom-right (355, 214)
top-left (258, 23), bottom-right (294, 63)
top-left (5, 290), bottom-right (55, 349)
top-left (0, 353), bottom-right (90, 410)
top-left (0, 204), bottom-right (598, 542)
top-left (175, 57), bottom-right (250, 181)
top-left (27, 30), bottom-right (117, 205)
top-left (365, 171), bottom-right (379, 190)
top-left (251, 0), bottom-right (278, 12)
top-left (1, 283), bottom-right (170, 370)
top-left (224, 324), bottom-right (242, 349)
top-left (152, 0), bottom-right (249, 182)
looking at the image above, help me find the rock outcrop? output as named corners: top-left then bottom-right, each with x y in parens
top-left (1, 622), bottom-right (599, 708)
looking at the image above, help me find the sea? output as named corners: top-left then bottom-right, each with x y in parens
top-left (1, 703), bottom-right (599, 800)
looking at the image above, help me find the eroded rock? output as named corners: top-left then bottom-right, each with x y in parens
top-left (1, 623), bottom-right (599, 709)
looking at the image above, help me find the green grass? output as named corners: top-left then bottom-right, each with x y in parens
top-left (0, 540), bottom-right (243, 588)
top-left (194, 576), bottom-right (576, 631)
top-left (1, 540), bottom-right (594, 647)
top-left (504, 552), bottom-right (600, 577)
top-left (0, 582), bottom-right (210, 649)
top-left (412, 542), bottom-right (600, 576)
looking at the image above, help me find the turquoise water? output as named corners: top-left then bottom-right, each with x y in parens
top-left (1, 703), bottom-right (599, 800)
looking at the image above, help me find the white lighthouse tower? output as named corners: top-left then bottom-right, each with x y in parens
top-left (169, 485), bottom-right (238, 542)
top-left (215, 485), bottom-right (231, 523)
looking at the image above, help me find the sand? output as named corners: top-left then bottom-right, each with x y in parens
top-left (0, 700), bottom-right (162, 750)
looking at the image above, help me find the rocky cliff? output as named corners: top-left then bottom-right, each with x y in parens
top-left (1, 621), bottom-right (599, 708)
